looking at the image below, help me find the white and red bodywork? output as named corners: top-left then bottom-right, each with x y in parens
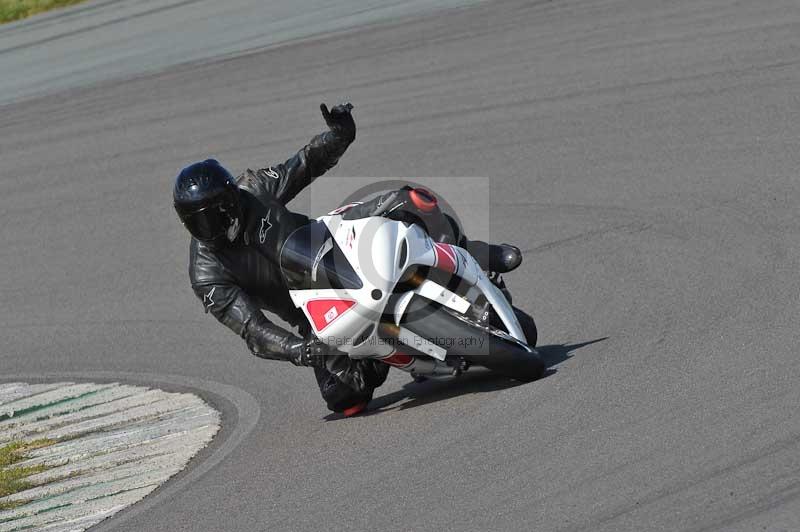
top-left (285, 215), bottom-right (529, 376)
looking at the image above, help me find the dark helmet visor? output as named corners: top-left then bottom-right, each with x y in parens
top-left (178, 203), bottom-right (233, 242)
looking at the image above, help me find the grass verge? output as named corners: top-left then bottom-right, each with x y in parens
top-left (0, 0), bottom-right (88, 24)
top-left (0, 439), bottom-right (56, 509)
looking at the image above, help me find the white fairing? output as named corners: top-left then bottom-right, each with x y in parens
top-left (287, 215), bottom-right (529, 362)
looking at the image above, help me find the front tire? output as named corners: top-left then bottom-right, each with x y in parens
top-left (401, 298), bottom-right (545, 382)
top-left (513, 306), bottom-right (537, 347)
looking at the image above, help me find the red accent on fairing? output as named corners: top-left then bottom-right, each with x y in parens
top-left (306, 299), bottom-right (356, 332)
top-left (433, 242), bottom-right (458, 273)
top-left (380, 352), bottom-right (414, 368)
top-left (409, 188), bottom-right (438, 213)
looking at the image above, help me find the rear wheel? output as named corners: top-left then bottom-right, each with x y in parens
top-left (401, 298), bottom-right (545, 382)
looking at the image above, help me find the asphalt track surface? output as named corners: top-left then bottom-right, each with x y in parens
top-left (0, 0), bottom-right (483, 105)
top-left (2, 0), bottom-right (800, 530)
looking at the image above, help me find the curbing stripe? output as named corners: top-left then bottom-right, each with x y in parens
top-left (0, 382), bottom-right (220, 531)
top-left (0, 388), bottom-right (170, 441)
top-left (0, 383), bottom-right (73, 407)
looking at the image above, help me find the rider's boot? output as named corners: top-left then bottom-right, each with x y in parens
top-left (490, 243), bottom-right (523, 273)
top-left (375, 187), bottom-right (523, 274)
top-left (464, 240), bottom-right (523, 274)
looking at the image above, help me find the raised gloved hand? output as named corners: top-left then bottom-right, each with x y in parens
top-left (320, 102), bottom-right (356, 143)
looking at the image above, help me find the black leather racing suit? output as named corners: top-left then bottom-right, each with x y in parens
top-left (187, 129), bottom-right (513, 413)
top-left (188, 128), bottom-right (387, 412)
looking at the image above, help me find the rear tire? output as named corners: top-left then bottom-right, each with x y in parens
top-left (401, 298), bottom-right (545, 382)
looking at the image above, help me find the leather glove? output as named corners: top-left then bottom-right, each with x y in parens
top-left (320, 102), bottom-right (356, 143)
top-left (288, 336), bottom-right (331, 367)
top-left (290, 336), bottom-right (367, 392)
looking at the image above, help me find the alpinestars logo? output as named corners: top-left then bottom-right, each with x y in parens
top-left (203, 287), bottom-right (216, 312)
top-left (264, 168), bottom-right (280, 180)
top-left (259, 211), bottom-right (272, 244)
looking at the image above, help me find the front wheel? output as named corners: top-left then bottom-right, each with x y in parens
top-left (513, 306), bottom-right (537, 347)
top-left (401, 298), bottom-right (545, 382)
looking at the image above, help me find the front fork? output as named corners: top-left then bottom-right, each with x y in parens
top-left (470, 273), bottom-right (513, 327)
top-left (376, 323), bottom-right (470, 379)
top-left (369, 268), bottom-right (511, 380)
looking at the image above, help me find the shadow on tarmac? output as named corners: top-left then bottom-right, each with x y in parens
top-left (324, 337), bottom-right (607, 420)
top-left (536, 337), bottom-right (608, 370)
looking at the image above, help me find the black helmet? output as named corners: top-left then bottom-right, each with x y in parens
top-left (173, 159), bottom-right (242, 244)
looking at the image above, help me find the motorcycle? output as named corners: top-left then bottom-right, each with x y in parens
top-left (279, 211), bottom-right (545, 382)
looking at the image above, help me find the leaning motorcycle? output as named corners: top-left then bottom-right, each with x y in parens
top-left (279, 210), bottom-right (544, 381)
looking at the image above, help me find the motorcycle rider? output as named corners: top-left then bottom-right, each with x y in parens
top-left (173, 102), bottom-right (523, 416)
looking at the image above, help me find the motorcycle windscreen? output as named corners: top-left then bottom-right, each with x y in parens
top-left (279, 221), bottom-right (363, 291)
